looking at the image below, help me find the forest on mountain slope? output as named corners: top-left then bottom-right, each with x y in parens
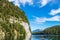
top-left (32, 25), bottom-right (60, 35)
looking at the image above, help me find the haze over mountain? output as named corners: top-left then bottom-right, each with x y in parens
top-left (33, 29), bottom-right (41, 32)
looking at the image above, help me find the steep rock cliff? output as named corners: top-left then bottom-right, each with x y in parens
top-left (0, 0), bottom-right (31, 40)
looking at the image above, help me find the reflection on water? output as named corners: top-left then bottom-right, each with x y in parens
top-left (31, 35), bottom-right (60, 40)
top-left (0, 33), bottom-right (31, 40)
top-left (0, 35), bottom-right (25, 40)
top-left (0, 34), bottom-right (60, 40)
top-left (0, 35), bottom-right (29, 40)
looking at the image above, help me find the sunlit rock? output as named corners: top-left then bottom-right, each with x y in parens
top-left (0, 0), bottom-right (31, 40)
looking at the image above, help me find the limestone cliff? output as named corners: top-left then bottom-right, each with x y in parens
top-left (0, 0), bottom-right (31, 40)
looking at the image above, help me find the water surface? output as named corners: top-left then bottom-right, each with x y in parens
top-left (31, 35), bottom-right (60, 40)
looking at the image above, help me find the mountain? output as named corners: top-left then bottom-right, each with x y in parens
top-left (32, 25), bottom-right (60, 35)
top-left (32, 29), bottom-right (43, 33)
top-left (42, 25), bottom-right (60, 35)
top-left (0, 0), bottom-right (31, 40)
top-left (33, 29), bottom-right (41, 32)
top-left (32, 29), bottom-right (43, 35)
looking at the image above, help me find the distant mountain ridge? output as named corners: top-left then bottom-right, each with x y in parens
top-left (32, 25), bottom-right (60, 35)
top-left (33, 29), bottom-right (41, 32)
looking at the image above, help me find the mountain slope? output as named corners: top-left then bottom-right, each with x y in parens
top-left (33, 29), bottom-right (41, 32)
top-left (32, 25), bottom-right (60, 35)
top-left (0, 0), bottom-right (31, 40)
top-left (43, 25), bottom-right (60, 35)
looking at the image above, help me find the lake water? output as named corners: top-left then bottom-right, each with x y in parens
top-left (0, 34), bottom-right (60, 40)
top-left (31, 35), bottom-right (60, 40)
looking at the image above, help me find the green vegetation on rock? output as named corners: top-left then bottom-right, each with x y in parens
top-left (0, 0), bottom-right (30, 40)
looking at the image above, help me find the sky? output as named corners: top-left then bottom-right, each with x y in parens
top-left (9, 0), bottom-right (60, 31)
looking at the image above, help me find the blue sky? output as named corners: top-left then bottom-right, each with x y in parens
top-left (9, 0), bottom-right (60, 31)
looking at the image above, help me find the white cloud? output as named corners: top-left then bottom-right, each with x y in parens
top-left (40, 0), bottom-right (51, 7)
top-left (8, 0), bottom-right (60, 8)
top-left (34, 17), bottom-right (46, 23)
top-left (50, 8), bottom-right (60, 15)
top-left (9, 0), bottom-right (15, 2)
top-left (33, 16), bottom-right (60, 23)
top-left (47, 16), bottom-right (60, 21)
top-left (8, 0), bottom-right (33, 7)
top-left (39, 0), bottom-right (59, 8)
